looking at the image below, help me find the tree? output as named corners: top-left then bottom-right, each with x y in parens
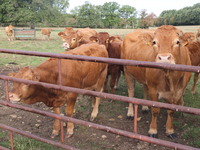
top-left (101, 2), bottom-right (120, 28)
top-left (71, 2), bottom-right (103, 28)
top-left (119, 5), bottom-right (137, 28)
top-left (0, 0), bottom-right (69, 27)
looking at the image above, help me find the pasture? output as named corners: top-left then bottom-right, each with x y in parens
top-left (0, 26), bottom-right (200, 150)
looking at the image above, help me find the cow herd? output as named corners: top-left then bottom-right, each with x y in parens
top-left (5, 25), bottom-right (200, 140)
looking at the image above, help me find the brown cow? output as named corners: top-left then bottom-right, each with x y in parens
top-left (58, 28), bottom-right (97, 50)
top-left (181, 32), bottom-right (200, 94)
top-left (8, 43), bottom-right (108, 138)
top-left (122, 25), bottom-right (191, 138)
top-left (5, 25), bottom-right (14, 41)
top-left (41, 28), bottom-right (52, 40)
top-left (103, 36), bottom-right (123, 94)
top-left (196, 28), bottom-right (200, 40)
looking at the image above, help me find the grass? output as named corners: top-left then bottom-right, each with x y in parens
top-left (0, 130), bottom-right (63, 150)
top-left (0, 26), bottom-right (200, 149)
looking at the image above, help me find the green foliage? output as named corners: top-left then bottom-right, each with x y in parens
top-left (157, 3), bottom-right (200, 26)
top-left (0, 0), bottom-right (69, 27)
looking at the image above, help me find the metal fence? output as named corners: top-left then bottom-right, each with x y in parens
top-left (0, 48), bottom-right (200, 150)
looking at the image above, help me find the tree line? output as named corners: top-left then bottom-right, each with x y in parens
top-left (0, 0), bottom-right (199, 28)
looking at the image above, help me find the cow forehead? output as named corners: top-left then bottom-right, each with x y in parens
top-left (154, 27), bottom-right (179, 43)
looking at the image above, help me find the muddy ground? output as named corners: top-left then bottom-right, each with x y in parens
top-left (0, 65), bottom-right (199, 150)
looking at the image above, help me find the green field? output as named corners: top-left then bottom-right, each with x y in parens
top-left (0, 26), bottom-right (200, 149)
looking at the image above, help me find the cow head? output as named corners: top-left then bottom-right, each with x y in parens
top-left (8, 67), bottom-right (40, 104)
top-left (58, 31), bottom-right (83, 50)
top-left (139, 25), bottom-right (184, 64)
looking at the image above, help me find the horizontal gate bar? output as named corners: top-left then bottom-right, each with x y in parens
top-left (1, 48), bottom-right (200, 73)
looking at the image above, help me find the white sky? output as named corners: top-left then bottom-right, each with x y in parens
top-left (68, 0), bottom-right (200, 16)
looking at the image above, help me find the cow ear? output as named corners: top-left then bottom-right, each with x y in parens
top-left (90, 36), bottom-right (98, 43)
top-left (8, 72), bottom-right (16, 77)
top-left (138, 33), bottom-right (153, 46)
top-left (109, 36), bottom-right (115, 43)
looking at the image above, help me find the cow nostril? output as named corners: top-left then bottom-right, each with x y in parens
top-left (167, 55), bottom-right (171, 60)
top-left (158, 56), bottom-right (162, 60)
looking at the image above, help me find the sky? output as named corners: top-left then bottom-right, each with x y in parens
top-left (67, 0), bottom-right (200, 16)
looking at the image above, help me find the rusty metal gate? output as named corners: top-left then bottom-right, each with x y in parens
top-left (0, 48), bottom-right (200, 150)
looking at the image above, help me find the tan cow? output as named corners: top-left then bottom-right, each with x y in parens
top-left (9, 43), bottom-right (108, 138)
top-left (122, 25), bottom-right (191, 138)
top-left (41, 28), bottom-right (52, 40)
top-left (181, 32), bottom-right (200, 94)
top-left (5, 25), bottom-right (14, 41)
top-left (58, 28), bottom-right (97, 50)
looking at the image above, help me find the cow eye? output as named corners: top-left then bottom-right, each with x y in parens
top-left (176, 40), bottom-right (180, 45)
top-left (72, 38), bottom-right (76, 41)
top-left (153, 41), bottom-right (156, 45)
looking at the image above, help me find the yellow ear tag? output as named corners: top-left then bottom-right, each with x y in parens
top-left (147, 42), bottom-right (151, 46)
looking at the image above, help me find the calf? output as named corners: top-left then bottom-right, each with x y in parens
top-left (103, 36), bottom-right (123, 94)
top-left (58, 28), bottom-right (97, 50)
top-left (9, 43), bottom-right (108, 138)
top-left (41, 28), bottom-right (52, 40)
top-left (122, 26), bottom-right (191, 138)
top-left (5, 25), bottom-right (14, 41)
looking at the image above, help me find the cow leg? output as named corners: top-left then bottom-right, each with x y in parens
top-left (124, 70), bottom-right (135, 119)
top-left (90, 88), bottom-right (103, 121)
top-left (191, 73), bottom-right (199, 94)
top-left (110, 73), bottom-right (117, 94)
top-left (141, 84), bottom-right (149, 113)
top-left (166, 109), bottom-right (176, 138)
top-left (65, 93), bottom-right (77, 138)
top-left (114, 70), bottom-right (121, 90)
top-left (103, 75), bottom-right (109, 93)
top-left (148, 87), bottom-right (159, 138)
top-left (91, 68), bottom-right (107, 121)
top-left (51, 107), bottom-right (61, 138)
top-left (48, 35), bottom-right (50, 40)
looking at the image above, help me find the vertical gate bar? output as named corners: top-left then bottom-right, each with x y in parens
top-left (58, 58), bottom-right (65, 143)
top-left (134, 104), bottom-right (138, 133)
top-left (9, 131), bottom-right (14, 150)
top-left (5, 80), bottom-right (9, 101)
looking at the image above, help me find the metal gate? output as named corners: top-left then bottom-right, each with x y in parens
top-left (0, 48), bottom-right (200, 150)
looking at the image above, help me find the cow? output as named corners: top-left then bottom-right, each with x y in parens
top-left (103, 35), bottom-right (123, 94)
top-left (58, 28), bottom-right (97, 50)
top-left (181, 32), bottom-right (200, 94)
top-left (8, 43), bottom-right (108, 138)
top-left (41, 28), bottom-right (52, 40)
top-left (5, 25), bottom-right (14, 41)
top-left (121, 25), bottom-right (191, 138)
top-left (196, 28), bottom-right (200, 40)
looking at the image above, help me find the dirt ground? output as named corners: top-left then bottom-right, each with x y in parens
top-left (0, 65), bottom-right (198, 150)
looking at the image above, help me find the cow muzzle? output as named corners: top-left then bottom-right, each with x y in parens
top-left (155, 53), bottom-right (175, 64)
top-left (62, 42), bottom-right (70, 50)
top-left (9, 92), bottom-right (21, 103)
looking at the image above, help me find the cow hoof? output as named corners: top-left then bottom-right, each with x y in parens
top-left (167, 133), bottom-right (177, 139)
top-left (148, 134), bottom-right (158, 138)
top-left (90, 117), bottom-right (95, 121)
top-left (142, 109), bottom-right (150, 114)
top-left (50, 133), bottom-right (59, 139)
top-left (126, 116), bottom-right (134, 120)
top-left (66, 133), bottom-right (73, 138)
